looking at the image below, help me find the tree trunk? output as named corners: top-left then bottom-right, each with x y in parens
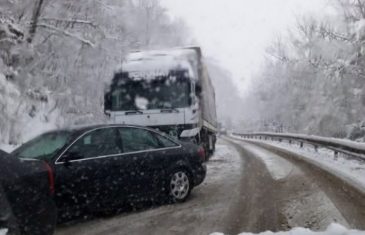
top-left (27, 0), bottom-right (44, 43)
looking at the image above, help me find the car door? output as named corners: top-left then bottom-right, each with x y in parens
top-left (53, 128), bottom-right (123, 210)
top-left (117, 127), bottom-right (180, 197)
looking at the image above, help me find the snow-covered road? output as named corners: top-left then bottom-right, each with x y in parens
top-left (54, 138), bottom-right (365, 235)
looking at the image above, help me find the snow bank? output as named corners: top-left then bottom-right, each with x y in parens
top-left (261, 139), bottom-right (364, 192)
top-left (237, 135), bottom-right (365, 194)
top-left (210, 223), bottom-right (364, 235)
top-left (236, 141), bottom-right (294, 180)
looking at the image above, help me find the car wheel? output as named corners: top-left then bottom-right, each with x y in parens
top-left (168, 169), bottom-right (192, 203)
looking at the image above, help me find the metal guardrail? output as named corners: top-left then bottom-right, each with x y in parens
top-left (232, 132), bottom-right (365, 162)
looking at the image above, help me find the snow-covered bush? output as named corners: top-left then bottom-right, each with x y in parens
top-left (347, 121), bottom-right (365, 141)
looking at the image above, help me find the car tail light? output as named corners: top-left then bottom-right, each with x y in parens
top-left (197, 146), bottom-right (206, 162)
top-left (44, 162), bottom-right (55, 195)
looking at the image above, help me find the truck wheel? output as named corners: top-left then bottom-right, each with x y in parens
top-left (203, 135), bottom-right (215, 159)
top-left (168, 169), bottom-right (192, 203)
top-left (211, 142), bottom-right (216, 155)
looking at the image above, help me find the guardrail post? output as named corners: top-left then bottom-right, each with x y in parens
top-left (279, 138), bottom-right (282, 142)
top-left (259, 136), bottom-right (262, 140)
top-left (300, 142), bottom-right (303, 148)
top-left (264, 136), bottom-right (267, 140)
top-left (289, 140), bottom-right (292, 145)
top-left (314, 145), bottom-right (318, 152)
top-left (334, 151), bottom-right (338, 160)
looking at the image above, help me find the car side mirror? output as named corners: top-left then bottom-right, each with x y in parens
top-left (62, 151), bottom-right (83, 167)
top-left (195, 84), bottom-right (202, 97)
top-left (104, 92), bottom-right (111, 114)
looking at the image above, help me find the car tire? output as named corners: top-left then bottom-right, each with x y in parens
top-left (167, 169), bottom-right (192, 203)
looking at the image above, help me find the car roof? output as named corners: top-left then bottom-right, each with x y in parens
top-left (44, 124), bottom-right (159, 135)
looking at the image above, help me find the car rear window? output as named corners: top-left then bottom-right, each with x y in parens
top-left (119, 128), bottom-right (160, 152)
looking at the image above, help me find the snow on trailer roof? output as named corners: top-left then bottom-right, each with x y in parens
top-left (120, 48), bottom-right (200, 80)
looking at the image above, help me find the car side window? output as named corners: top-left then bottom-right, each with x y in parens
top-left (63, 128), bottom-right (122, 160)
top-left (153, 133), bottom-right (179, 148)
top-left (119, 128), bottom-right (160, 152)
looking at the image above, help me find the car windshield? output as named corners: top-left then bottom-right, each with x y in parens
top-left (13, 131), bottom-right (72, 160)
top-left (110, 72), bottom-right (191, 111)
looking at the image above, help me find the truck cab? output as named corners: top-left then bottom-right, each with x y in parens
top-left (104, 47), bottom-right (217, 156)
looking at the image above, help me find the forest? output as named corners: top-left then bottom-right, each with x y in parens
top-left (241, 0), bottom-right (365, 141)
top-left (0, 0), bottom-right (194, 146)
top-left (1, 0), bottom-right (365, 147)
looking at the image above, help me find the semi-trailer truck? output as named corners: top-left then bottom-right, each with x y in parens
top-left (104, 47), bottom-right (218, 155)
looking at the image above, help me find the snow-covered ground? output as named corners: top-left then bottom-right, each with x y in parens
top-left (0, 229), bottom-right (7, 235)
top-left (237, 143), bottom-right (294, 180)
top-left (229, 137), bottom-right (351, 230)
top-left (208, 141), bottom-right (242, 182)
top-left (236, 136), bottom-right (365, 193)
top-left (211, 223), bottom-right (365, 235)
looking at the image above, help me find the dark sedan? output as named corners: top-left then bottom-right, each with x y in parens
top-left (0, 149), bottom-right (57, 235)
top-left (12, 125), bottom-right (206, 216)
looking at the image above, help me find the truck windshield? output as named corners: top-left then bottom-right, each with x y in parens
top-left (110, 72), bottom-right (191, 111)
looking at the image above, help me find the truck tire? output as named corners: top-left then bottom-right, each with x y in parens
top-left (206, 134), bottom-right (216, 158)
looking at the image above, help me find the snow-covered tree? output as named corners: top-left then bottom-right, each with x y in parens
top-left (241, 1), bottom-right (365, 140)
top-left (0, 0), bottom-right (190, 146)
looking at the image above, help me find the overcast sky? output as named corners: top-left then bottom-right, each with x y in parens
top-left (160, 0), bottom-right (334, 92)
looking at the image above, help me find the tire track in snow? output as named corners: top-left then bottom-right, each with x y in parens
top-left (228, 137), bottom-right (365, 231)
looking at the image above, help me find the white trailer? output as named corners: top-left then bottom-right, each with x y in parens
top-left (104, 47), bottom-right (218, 155)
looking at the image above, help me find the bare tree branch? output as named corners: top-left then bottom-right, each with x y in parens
top-left (28, 0), bottom-right (44, 43)
top-left (37, 23), bottom-right (95, 47)
top-left (38, 17), bottom-right (98, 28)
